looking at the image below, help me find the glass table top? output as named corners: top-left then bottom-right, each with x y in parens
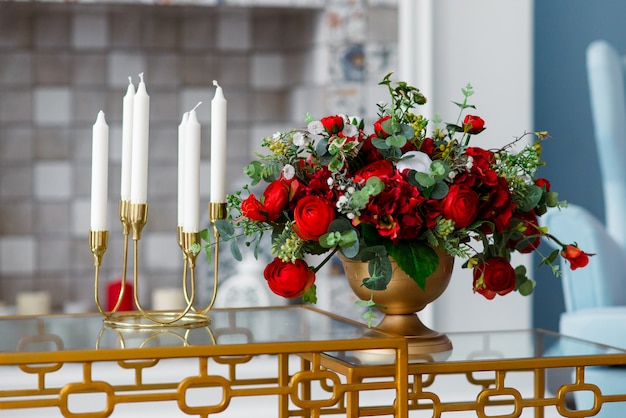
top-left (324, 328), bottom-right (626, 367)
top-left (0, 306), bottom-right (395, 356)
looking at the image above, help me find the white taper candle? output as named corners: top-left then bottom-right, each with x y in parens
top-left (91, 111), bottom-right (109, 231)
top-left (210, 80), bottom-right (227, 203)
top-left (120, 76), bottom-right (135, 201)
top-left (177, 111), bottom-right (189, 227)
top-left (130, 72), bottom-right (150, 204)
top-left (183, 103), bottom-right (202, 232)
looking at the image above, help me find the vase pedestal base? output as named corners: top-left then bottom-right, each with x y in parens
top-left (377, 312), bottom-right (452, 357)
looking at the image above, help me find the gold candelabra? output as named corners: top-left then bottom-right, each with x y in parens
top-left (89, 200), bottom-right (227, 329)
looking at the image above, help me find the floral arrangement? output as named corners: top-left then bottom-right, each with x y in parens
top-left (212, 74), bottom-right (592, 315)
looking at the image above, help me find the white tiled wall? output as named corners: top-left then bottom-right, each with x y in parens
top-left (0, 0), bottom-right (398, 312)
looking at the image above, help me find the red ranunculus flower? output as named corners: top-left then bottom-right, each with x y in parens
top-left (473, 257), bottom-right (516, 300)
top-left (561, 245), bottom-right (593, 270)
top-left (441, 184), bottom-right (479, 228)
top-left (293, 195), bottom-right (336, 241)
top-left (262, 179), bottom-right (291, 221)
top-left (241, 194), bottom-right (268, 221)
top-left (535, 178), bottom-right (551, 191)
top-left (354, 160), bottom-right (394, 183)
top-left (463, 115), bottom-right (485, 134)
top-left (320, 115), bottom-right (344, 135)
top-left (374, 115), bottom-right (391, 138)
top-left (263, 258), bottom-right (315, 298)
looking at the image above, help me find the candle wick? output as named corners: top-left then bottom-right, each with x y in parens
top-left (191, 102), bottom-right (202, 112)
top-left (139, 72), bottom-right (144, 83)
top-left (212, 80), bottom-right (220, 88)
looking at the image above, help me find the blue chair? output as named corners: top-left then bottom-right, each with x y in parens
top-left (541, 40), bottom-right (626, 417)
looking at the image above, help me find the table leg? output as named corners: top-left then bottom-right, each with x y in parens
top-left (534, 368), bottom-right (545, 418)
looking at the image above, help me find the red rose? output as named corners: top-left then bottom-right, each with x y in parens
top-left (264, 257), bottom-right (315, 298)
top-left (374, 115), bottom-right (392, 138)
top-left (561, 245), bottom-right (593, 270)
top-left (535, 178), bottom-right (551, 191)
top-left (320, 115), bottom-right (344, 135)
top-left (293, 195), bottom-right (336, 241)
top-left (262, 179), bottom-right (291, 221)
top-left (241, 194), bottom-right (268, 221)
top-left (473, 257), bottom-right (516, 300)
top-left (441, 184), bottom-right (479, 228)
top-left (354, 160), bottom-right (394, 183)
top-left (463, 115), bottom-right (485, 134)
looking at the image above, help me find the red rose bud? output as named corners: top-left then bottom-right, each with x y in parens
top-left (262, 179), bottom-right (291, 221)
top-left (263, 258), bottom-right (315, 298)
top-left (561, 245), bottom-right (593, 270)
top-left (535, 178), bottom-right (551, 191)
top-left (320, 115), bottom-right (344, 135)
top-left (473, 257), bottom-right (516, 300)
top-left (293, 195), bottom-right (336, 241)
top-left (463, 115), bottom-right (486, 134)
top-left (374, 115), bottom-right (392, 138)
top-left (241, 194), bottom-right (268, 221)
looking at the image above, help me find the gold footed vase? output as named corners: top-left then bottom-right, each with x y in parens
top-left (341, 248), bottom-right (454, 357)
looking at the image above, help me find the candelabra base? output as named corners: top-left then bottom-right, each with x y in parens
top-left (103, 311), bottom-right (211, 329)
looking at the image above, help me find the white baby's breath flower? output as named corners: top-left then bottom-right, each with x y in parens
top-left (347, 213), bottom-right (355, 220)
top-left (342, 123), bottom-right (358, 138)
top-left (292, 131), bottom-right (307, 146)
top-left (347, 186), bottom-right (355, 194)
top-left (272, 132), bottom-right (281, 140)
top-left (448, 171), bottom-right (457, 180)
top-left (338, 195), bottom-right (348, 205)
top-left (307, 120), bottom-right (324, 135)
top-left (466, 156), bottom-right (474, 170)
top-left (282, 164), bottom-right (295, 180)
top-left (327, 177), bottom-right (334, 186)
top-left (396, 151), bottom-right (432, 174)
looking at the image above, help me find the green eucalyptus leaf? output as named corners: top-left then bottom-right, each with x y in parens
top-left (430, 180), bottom-right (450, 200)
top-left (400, 123), bottom-right (415, 140)
top-left (365, 176), bottom-right (385, 195)
top-left (517, 278), bottom-right (535, 296)
top-left (315, 137), bottom-right (329, 156)
top-left (414, 171), bottom-right (435, 188)
top-left (339, 238), bottom-right (360, 259)
top-left (386, 134), bottom-right (407, 148)
top-left (372, 138), bottom-right (390, 150)
top-left (214, 220), bottom-right (235, 238)
top-left (545, 191), bottom-right (559, 207)
top-left (230, 239), bottom-right (242, 261)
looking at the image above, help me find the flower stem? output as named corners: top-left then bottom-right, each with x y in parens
top-left (312, 247), bottom-right (339, 273)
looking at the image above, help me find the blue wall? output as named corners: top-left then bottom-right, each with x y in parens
top-left (533, 0), bottom-right (626, 330)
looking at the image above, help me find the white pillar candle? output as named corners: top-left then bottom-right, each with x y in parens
top-left (130, 72), bottom-right (150, 204)
top-left (120, 77), bottom-right (135, 201)
top-left (177, 112), bottom-right (189, 227)
top-left (91, 110), bottom-right (109, 231)
top-left (152, 287), bottom-right (186, 311)
top-left (183, 104), bottom-right (201, 232)
top-left (210, 80), bottom-right (227, 203)
top-left (16, 291), bottom-right (51, 316)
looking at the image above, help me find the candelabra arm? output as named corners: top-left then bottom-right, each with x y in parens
top-left (91, 230), bottom-right (108, 316)
top-left (129, 203), bottom-right (148, 241)
top-left (197, 202), bottom-right (227, 315)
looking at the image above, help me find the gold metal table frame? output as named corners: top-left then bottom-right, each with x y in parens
top-left (0, 305), bottom-right (409, 418)
top-left (317, 328), bottom-right (626, 417)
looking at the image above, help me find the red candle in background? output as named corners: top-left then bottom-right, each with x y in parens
top-left (106, 279), bottom-right (134, 311)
